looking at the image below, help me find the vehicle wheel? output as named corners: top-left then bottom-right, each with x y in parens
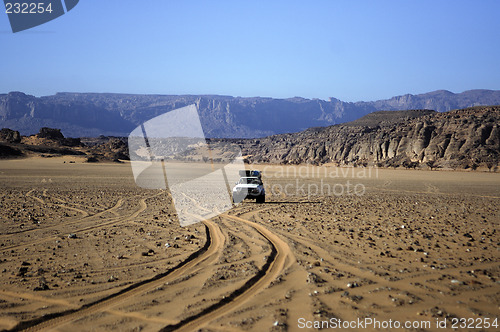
top-left (256, 195), bottom-right (265, 203)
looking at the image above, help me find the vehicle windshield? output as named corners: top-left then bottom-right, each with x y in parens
top-left (239, 177), bottom-right (262, 185)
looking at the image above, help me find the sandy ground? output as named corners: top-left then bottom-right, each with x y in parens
top-left (0, 158), bottom-right (498, 331)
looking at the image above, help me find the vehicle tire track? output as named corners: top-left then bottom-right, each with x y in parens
top-left (10, 195), bottom-right (293, 331)
top-left (10, 217), bottom-right (224, 332)
top-left (28, 188), bottom-right (89, 219)
top-left (40, 190), bottom-right (90, 217)
top-left (160, 211), bottom-right (294, 332)
top-left (0, 290), bottom-right (78, 310)
top-left (25, 189), bottom-right (44, 205)
top-left (0, 194), bottom-right (145, 251)
top-left (0, 194), bottom-right (126, 238)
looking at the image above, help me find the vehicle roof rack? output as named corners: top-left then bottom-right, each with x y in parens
top-left (239, 170), bottom-right (261, 178)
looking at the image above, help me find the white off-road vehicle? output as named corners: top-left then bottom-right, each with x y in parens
top-left (232, 170), bottom-right (266, 203)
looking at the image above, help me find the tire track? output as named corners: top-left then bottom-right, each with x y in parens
top-left (0, 194), bottom-right (126, 238)
top-left (160, 211), bottom-right (294, 332)
top-left (11, 218), bottom-right (224, 332)
top-left (41, 191), bottom-right (105, 215)
top-left (0, 194), bottom-right (144, 251)
top-left (10, 195), bottom-right (294, 331)
top-left (28, 188), bottom-right (88, 218)
top-left (104, 309), bottom-right (177, 325)
top-left (40, 190), bottom-right (90, 217)
top-left (0, 290), bottom-right (78, 309)
top-left (25, 189), bottom-right (44, 204)
top-left (267, 223), bottom-right (500, 316)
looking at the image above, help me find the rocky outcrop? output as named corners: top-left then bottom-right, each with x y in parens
top-left (239, 106), bottom-right (500, 169)
top-left (88, 138), bottom-right (129, 161)
top-left (37, 127), bottom-right (65, 140)
top-left (0, 128), bottom-right (21, 143)
top-left (0, 127), bottom-right (128, 162)
top-left (21, 127), bottom-right (83, 147)
top-left (1, 90), bottom-right (499, 138)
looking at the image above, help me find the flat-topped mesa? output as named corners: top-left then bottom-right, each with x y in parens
top-left (1, 90), bottom-right (500, 138)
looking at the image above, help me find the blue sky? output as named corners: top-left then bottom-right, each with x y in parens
top-left (1, 0), bottom-right (499, 102)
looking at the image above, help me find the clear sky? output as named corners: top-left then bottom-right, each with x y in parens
top-left (1, 0), bottom-right (499, 102)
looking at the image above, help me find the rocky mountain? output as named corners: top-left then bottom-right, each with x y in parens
top-left (235, 106), bottom-right (500, 170)
top-left (1, 90), bottom-right (500, 138)
top-left (1, 106), bottom-right (498, 169)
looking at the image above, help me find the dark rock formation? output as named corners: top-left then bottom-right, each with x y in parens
top-left (37, 127), bottom-right (64, 140)
top-left (239, 106), bottom-right (500, 169)
top-left (0, 128), bottom-right (21, 143)
top-left (30, 127), bottom-right (83, 147)
top-left (89, 137), bottom-right (129, 161)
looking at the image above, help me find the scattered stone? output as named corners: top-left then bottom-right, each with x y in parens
top-left (307, 272), bottom-right (325, 284)
top-left (33, 277), bottom-right (49, 291)
top-left (17, 266), bottom-right (29, 276)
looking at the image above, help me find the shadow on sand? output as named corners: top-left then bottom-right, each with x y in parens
top-left (256, 200), bottom-right (319, 205)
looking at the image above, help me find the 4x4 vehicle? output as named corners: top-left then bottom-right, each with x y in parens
top-left (232, 170), bottom-right (265, 203)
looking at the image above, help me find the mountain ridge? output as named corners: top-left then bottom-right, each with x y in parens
top-left (1, 89), bottom-right (500, 138)
top-left (1, 106), bottom-right (498, 170)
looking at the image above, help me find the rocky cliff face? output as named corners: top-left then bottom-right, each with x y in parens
top-left (367, 90), bottom-right (500, 111)
top-left (239, 106), bottom-right (500, 169)
top-left (1, 90), bottom-right (499, 138)
top-left (0, 92), bottom-right (134, 137)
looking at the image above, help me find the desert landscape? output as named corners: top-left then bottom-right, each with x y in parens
top-left (3, 1), bottom-right (500, 330)
top-left (0, 156), bottom-right (498, 331)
